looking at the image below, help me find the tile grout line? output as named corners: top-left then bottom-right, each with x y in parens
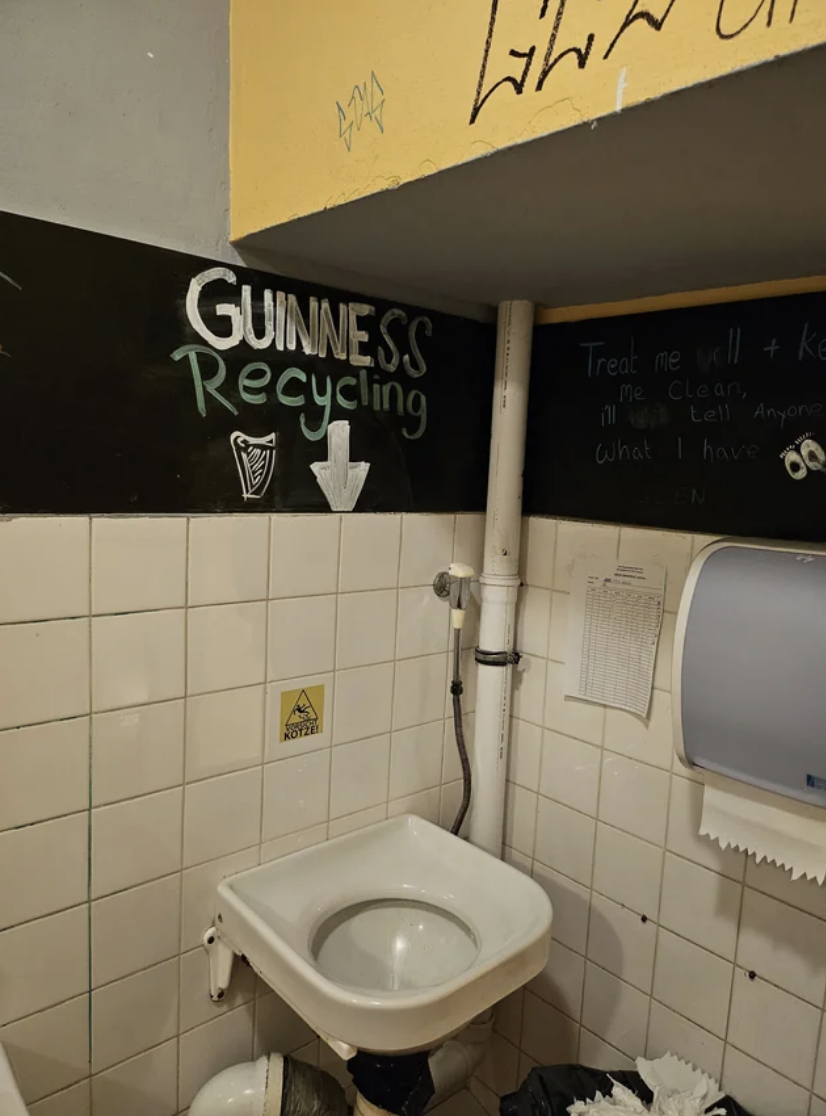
top-left (85, 515), bottom-right (93, 1101)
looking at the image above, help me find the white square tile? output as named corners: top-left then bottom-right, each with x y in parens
top-left (179, 946), bottom-right (255, 1032)
top-left (399, 515), bottom-right (455, 587)
top-left (92, 700), bottom-right (184, 806)
top-left (392, 655), bottom-right (446, 732)
top-left (261, 823), bottom-right (328, 864)
top-left (339, 515), bottom-right (401, 592)
top-left (476, 1032), bottom-right (520, 1097)
top-left (0, 718), bottom-right (88, 831)
top-left (91, 1038), bottom-right (177, 1116)
top-left (815, 1021), bottom-right (826, 1099)
top-left (516, 587), bottom-right (551, 658)
top-left (652, 929), bottom-right (732, 1037)
top-left (659, 854), bottom-right (741, 960)
top-left (0, 518), bottom-right (89, 623)
top-left (93, 610), bottom-right (184, 711)
top-left (91, 874), bottom-right (180, 988)
top-left (535, 796), bottom-right (595, 886)
top-left (604, 689), bottom-right (673, 769)
top-left (521, 991), bottom-right (578, 1065)
top-left (739, 888), bottom-right (826, 1005)
top-left (178, 1005), bottom-right (255, 1111)
top-left (254, 992), bottom-right (315, 1059)
top-left (188, 602), bottom-right (266, 695)
top-left (337, 590), bottom-right (397, 669)
top-left (262, 751), bottom-right (331, 841)
top-left (618, 528), bottom-right (692, 613)
top-left (728, 967), bottom-right (820, 1086)
top-left (0, 995), bottom-right (88, 1105)
top-left (646, 1001), bottom-right (723, 1081)
top-left (0, 814), bottom-right (88, 930)
top-left (390, 721), bottom-right (443, 799)
top-left (505, 783), bottom-right (538, 859)
top-left (330, 734), bottom-right (390, 818)
top-left (598, 753), bottom-right (670, 846)
top-left (186, 685), bottom-right (264, 781)
top-left (745, 856), bottom-right (826, 922)
top-left (554, 521), bottom-right (619, 593)
top-left (0, 906), bottom-right (88, 1026)
top-left (653, 610), bottom-right (676, 692)
top-left (511, 655), bottom-right (548, 727)
top-left (578, 1030), bottom-right (634, 1073)
top-left (388, 788), bottom-right (440, 824)
top-left (508, 719), bottom-right (542, 791)
top-left (270, 515), bottom-right (340, 598)
top-left (91, 958), bottom-right (178, 1073)
top-left (328, 803), bottom-right (387, 838)
top-left (520, 518), bottom-right (557, 590)
top-left (28, 1081), bottom-right (90, 1116)
top-left (587, 892), bottom-right (657, 993)
top-left (582, 963), bottom-right (648, 1058)
top-left (184, 767), bottom-right (263, 867)
top-left (547, 592), bottom-right (568, 664)
top-left (528, 940), bottom-right (585, 1021)
top-left (396, 586), bottom-right (449, 659)
top-left (532, 862), bottom-right (591, 954)
top-left (453, 514), bottom-right (485, 572)
top-left (592, 823), bottom-right (662, 918)
top-left (92, 517), bottom-right (186, 614)
top-left (336, 661), bottom-right (394, 742)
top-left (268, 595), bottom-right (336, 680)
top-left (812, 1097), bottom-right (826, 1116)
top-left (266, 674), bottom-right (332, 760)
top-left (91, 787), bottom-right (183, 898)
top-left (667, 774), bottom-right (745, 881)
top-left (722, 1046), bottom-right (809, 1116)
top-left (180, 848), bottom-right (259, 952)
top-left (544, 661), bottom-right (604, 745)
top-left (0, 619), bottom-right (89, 729)
top-left (188, 515), bottom-right (269, 605)
top-left (540, 731), bottom-right (600, 816)
top-left (493, 990), bottom-right (524, 1048)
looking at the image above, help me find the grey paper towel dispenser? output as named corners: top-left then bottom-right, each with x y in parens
top-left (674, 539), bottom-right (826, 808)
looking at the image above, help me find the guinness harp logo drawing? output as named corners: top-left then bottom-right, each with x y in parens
top-left (231, 432), bottom-right (277, 500)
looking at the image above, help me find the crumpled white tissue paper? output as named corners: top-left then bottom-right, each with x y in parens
top-left (567, 1053), bottom-right (726, 1116)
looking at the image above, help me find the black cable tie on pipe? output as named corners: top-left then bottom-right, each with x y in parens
top-left (475, 647), bottom-right (522, 667)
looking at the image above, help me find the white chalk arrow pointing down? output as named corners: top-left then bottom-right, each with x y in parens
top-left (310, 420), bottom-right (370, 512)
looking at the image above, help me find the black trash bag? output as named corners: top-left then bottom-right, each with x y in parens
top-left (500, 1064), bottom-right (754, 1116)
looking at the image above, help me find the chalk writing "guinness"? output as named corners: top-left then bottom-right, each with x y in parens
top-left (470, 0), bottom-right (803, 124)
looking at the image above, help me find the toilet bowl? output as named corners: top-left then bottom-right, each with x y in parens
top-left (208, 814), bottom-right (553, 1056)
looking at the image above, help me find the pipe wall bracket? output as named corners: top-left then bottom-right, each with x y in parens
top-left (202, 927), bottom-right (235, 1002)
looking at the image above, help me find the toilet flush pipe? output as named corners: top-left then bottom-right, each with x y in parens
top-left (469, 301), bottom-right (534, 857)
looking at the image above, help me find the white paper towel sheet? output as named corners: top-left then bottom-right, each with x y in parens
top-left (700, 770), bottom-right (826, 883)
top-left (567, 1053), bottom-right (724, 1115)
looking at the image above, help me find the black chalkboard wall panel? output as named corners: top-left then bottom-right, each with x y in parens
top-left (524, 293), bottom-right (826, 540)
top-left (0, 210), bottom-right (494, 514)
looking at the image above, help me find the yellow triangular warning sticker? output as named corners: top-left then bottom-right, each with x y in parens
top-left (285, 689), bottom-right (319, 726)
top-left (280, 684), bottom-right (325, 742)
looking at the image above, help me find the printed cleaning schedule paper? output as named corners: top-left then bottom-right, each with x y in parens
top-left (565, 558), bottom-right (665, 718)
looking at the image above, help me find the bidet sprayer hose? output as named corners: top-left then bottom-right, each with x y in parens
top-left (450, 627), bottom-right (471, 836)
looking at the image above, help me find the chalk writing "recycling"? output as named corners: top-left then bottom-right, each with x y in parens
top-left (470, 0), bottom-right (803, 124)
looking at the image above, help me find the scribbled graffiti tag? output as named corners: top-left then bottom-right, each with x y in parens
top-left (336, 71), bottom-right (386, 151)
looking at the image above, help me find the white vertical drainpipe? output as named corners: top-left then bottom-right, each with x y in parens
top-left (469, 301), bottom-right (534, 858)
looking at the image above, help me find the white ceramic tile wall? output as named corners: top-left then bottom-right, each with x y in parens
top-left (0, 513), bottom-right (482, 1116)
top-left (501, 517), bottom-right (826, 1116)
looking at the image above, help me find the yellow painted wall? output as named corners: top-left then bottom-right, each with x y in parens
top-left (231, 0), bottom-right (826, 241)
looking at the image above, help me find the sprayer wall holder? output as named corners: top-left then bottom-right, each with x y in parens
top-left (202, 814), bottom-right (552, 1057)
